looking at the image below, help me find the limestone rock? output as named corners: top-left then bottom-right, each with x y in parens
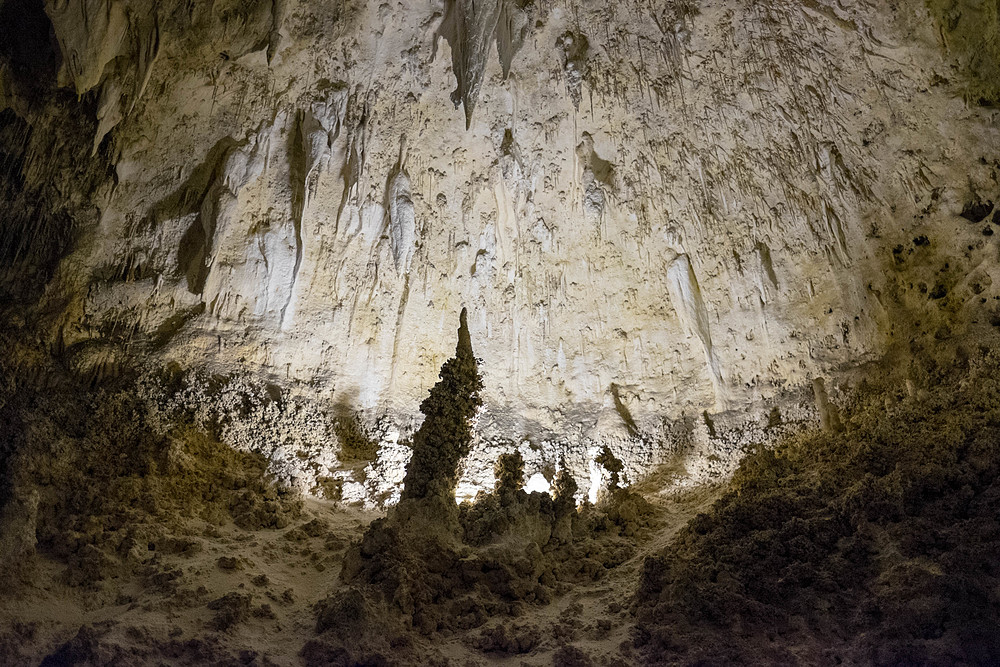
top-left (2, 0), bottom-right (1000, 503)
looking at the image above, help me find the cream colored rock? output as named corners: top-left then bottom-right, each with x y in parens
top-left (4, 0), bottom-right (999, 503)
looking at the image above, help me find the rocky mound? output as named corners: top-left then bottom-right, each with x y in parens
top-left (634, 345), bottom-right (1000, 664)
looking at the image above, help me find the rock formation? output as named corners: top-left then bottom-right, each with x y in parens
top-left (5, 3), bottom-right (1000, 663)
top-left (2, 0), bottom-right (999, 501)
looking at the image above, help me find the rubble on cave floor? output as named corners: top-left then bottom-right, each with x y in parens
top-left (0, 495), bottom-right (379, 666)
top-left (0, 473), bottom-right (715, 666)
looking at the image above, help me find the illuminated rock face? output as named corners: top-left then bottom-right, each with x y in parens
top-left (3, 0), bottom-right (1000, 500)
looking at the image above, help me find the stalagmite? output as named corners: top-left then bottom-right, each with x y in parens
top-left (2, 0), bottom-right (1000, 663)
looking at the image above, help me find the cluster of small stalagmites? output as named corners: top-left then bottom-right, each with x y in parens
top-left (323, 450), bottom-right (653, 659)
top-left (304, 317), bottom-right (653, 663)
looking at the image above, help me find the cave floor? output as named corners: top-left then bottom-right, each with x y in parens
top-left (0, 483), bottom-right (720, 665)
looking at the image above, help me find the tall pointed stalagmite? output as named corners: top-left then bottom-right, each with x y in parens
top-left (400, 308), bottom-right (483, 501)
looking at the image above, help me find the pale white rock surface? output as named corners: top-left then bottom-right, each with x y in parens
top-left (4, 0), bottom-right (1000, 502)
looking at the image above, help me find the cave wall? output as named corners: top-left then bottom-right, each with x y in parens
top-left (2, 0), bottom-right (999, 500)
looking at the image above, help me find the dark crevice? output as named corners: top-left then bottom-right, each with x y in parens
top-left (0, 0), bottom-right (61, 98)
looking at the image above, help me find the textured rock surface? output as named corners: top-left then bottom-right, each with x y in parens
top-left (2, 0), bottom-right (1000, 501)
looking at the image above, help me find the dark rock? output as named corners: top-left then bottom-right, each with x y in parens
top-left (960, 200), bottom-right (994, 223)
top-left (216, 556), bottom-right (242, 571)
top-left (207, 592), bottom-right (253, 631)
